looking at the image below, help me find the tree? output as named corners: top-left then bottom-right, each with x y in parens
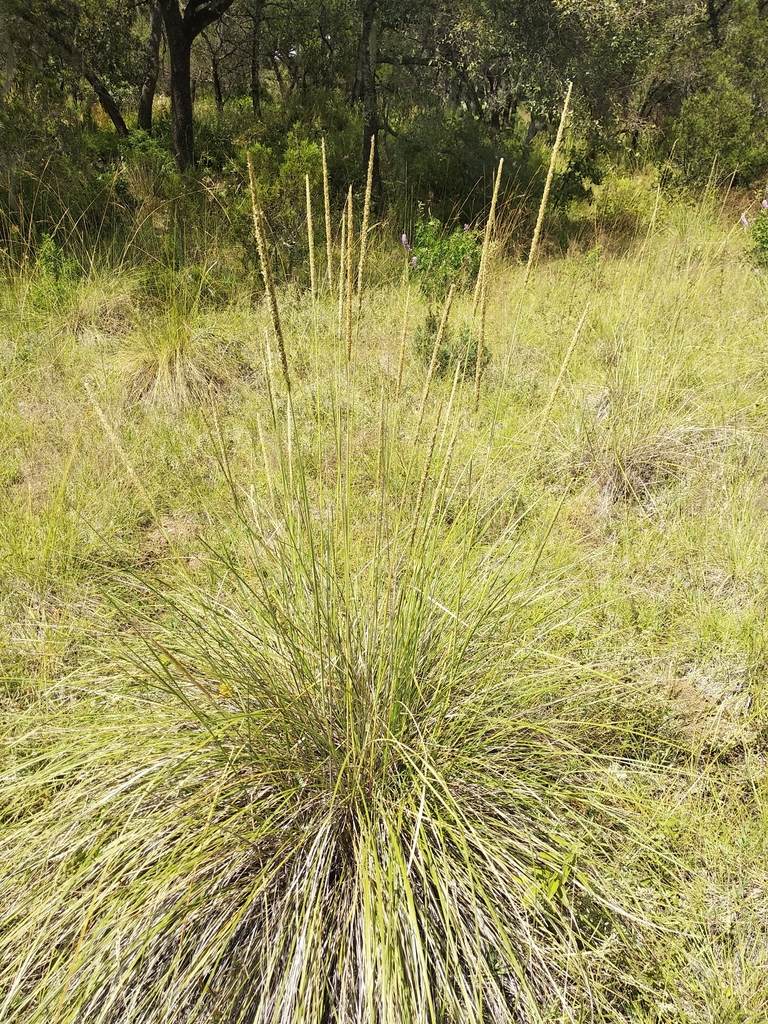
top-left (248, 0), bottom-right (265, 114)
top-left (353, 0), bottom-right (381, 201)
top-left (5, 0), bottom-right (143, 137)
top-left (156, 0), bottom-right (236, 169)
top-left (138, 1), bottom-right (164, 133)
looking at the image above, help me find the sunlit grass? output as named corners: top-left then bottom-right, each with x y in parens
top-left (0, 183), bottom-right (766, 1021)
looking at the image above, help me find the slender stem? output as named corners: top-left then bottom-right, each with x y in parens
top-left (473, 158), bottom-right (503, 410)
top-left (255, 412), bottom-right (275, 505)
top-left (346, 186), bottom-right (354, 362)
top-left (357, 134), bottom-right (375, 303)
top-left (530, 303), bottom-right (589, 459)
top-left (305, 173), bottom-right (316, 301)
top-left (247, 153), bottom-right (290, 394)
top-left (338, 203), bottom-right (347, 344)
top-left (410, 408), bottom-right (442, 546)
top-left (473, 271), bottom-right (487, 413)
top-left (416, 284), bottom-right (455, 434)
top-left (473, 157), bottom-right (504, 316)
top-left (322, 137), bottom-right (333, 292)
top-left (395, 285), bottom-right (410, 402)
top-left (424, 425), bottom-right (458, 539)
top-left (524, 81), bottom-right (572, 287)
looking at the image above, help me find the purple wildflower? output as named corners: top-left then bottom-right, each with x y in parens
top-left (401, 233), bottom-right (412, 253)
top-left (463, 223), bottom-right (470, 232)
top-left (762, 199), bottom-right (768, 210)
top-left (741, 213), bottom-right (751, 228)
top-left (411, 256), bottom-right (419, 268)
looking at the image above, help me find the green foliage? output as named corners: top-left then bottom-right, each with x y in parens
top-left (0, 126), bottom-right (125, 267)
top-left (21, 233), bottom-right (82, 310)
top-left (554, 141), bottom-right (605, 208)
top-left (231, 130), bottom-right (323, 277)
top-left (34, 233), bottom-right (78, 281)
top-left (566, 172), bottom-right (664, 244)
top-left (394, 108), bottom-right (499, 202)
top-left (390, 106), bottom-right (541, 224)
top-left (675, 76), bottom-right (768, 184)
top-left (413, 309), bottom-right (490, 380)
top-left (410, 217), bottom-right (482, 301)
top-left (746, 208), bottom-right (768, 268)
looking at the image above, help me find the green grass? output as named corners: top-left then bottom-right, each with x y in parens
top-left (0, 184), bottom-right (767, 1022)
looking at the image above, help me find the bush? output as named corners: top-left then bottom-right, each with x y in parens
top-left (413, 309), bottom-right (490, 380)
top-left (591, 174), bottom-right (662, 237)
top-left (408, 217), bottom-right (482, 301)
top-left (674, 76), bottom-right (768, 184)
top-left (387, 104), bottom-right (541, 225)
top-left (746, 206), bottom-right (768, 268)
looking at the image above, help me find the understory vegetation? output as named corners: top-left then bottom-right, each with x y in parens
top-left (1, 144), bottom-right (768, 1022)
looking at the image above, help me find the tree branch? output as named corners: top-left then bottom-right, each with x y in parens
top-left (184, 0), bottom-right (235, 39)
top-left (12, 6), bottom-right (129, 135)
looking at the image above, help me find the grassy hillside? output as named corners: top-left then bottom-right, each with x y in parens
top-left (0, 183), bottom-right (767, 1022)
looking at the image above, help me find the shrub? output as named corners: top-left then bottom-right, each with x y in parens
top-left (413, 309), bottom-right (490, 380)
top-left (591, 174), bottom-right (661, 237)
top-left (409, 217), bottom-right (482, 301)
top-left (746, 206), bottom-right (768, 268)
top-left (675, 76), bottom-right (768, 184)
top-left (386, 104), bottom-right (541, 225)
top-left (227, 131), bottom-right (323, 281)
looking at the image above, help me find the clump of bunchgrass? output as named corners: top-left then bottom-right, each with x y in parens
top-left (0, 159), bottom-right (688, 1023)
top-left (575, 398), bottom-right (709, 503)
top-left (0, 463), bottom-right (661, 1023)
top-left (66, 271), bottom-right (140, 342)
top-left (117, 305), bottom-right (233, 409)
top-left (563, 352), bottom-right (717, 504)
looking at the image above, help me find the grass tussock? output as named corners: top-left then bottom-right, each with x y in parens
top-left (571, 385), bottom-right (714, 503)
top-left (118, 307), bottom-right (237, 409)
top-left (0, 433), bottom-right (662, 1023)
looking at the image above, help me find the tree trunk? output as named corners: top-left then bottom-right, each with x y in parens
top-left (211, 58), bottom-right (223, 110)
top-left (138, 1), bottom-right (163, 132)
top-left (82, 66), bottom-right (130, 136)
top-left (158, 1), bottom-right (193, 167)
top-left (270, 50), bottom-right (286, 97)
top-left (357, 0), bottom-right (382, 203)
top-left (169, 32), bottom-right (195, 168)
top-left (706, 0), bottom-right (722, 46)
top-left (705, 0), bottom-right (735, 47)
top-left (351, 4), bottom-right (366, 103)
top-left (250, 0), bottom-right (264, 115)
top-left (203, 30), bottom-right (224, 110)
top-left (158, 0), bottom-right (236, 170)
top-left (0, 6), bottom-right (16, 101)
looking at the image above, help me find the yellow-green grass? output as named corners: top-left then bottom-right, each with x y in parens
top-left (0, 191), bottom-right (766, 1022)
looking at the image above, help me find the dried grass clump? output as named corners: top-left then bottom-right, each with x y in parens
top-left (571, 385), bottom-right (716, 502)
top-left (117, 309), bottom-right (233, 409)
top-left (68, 274), bottom-right (139, 342)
